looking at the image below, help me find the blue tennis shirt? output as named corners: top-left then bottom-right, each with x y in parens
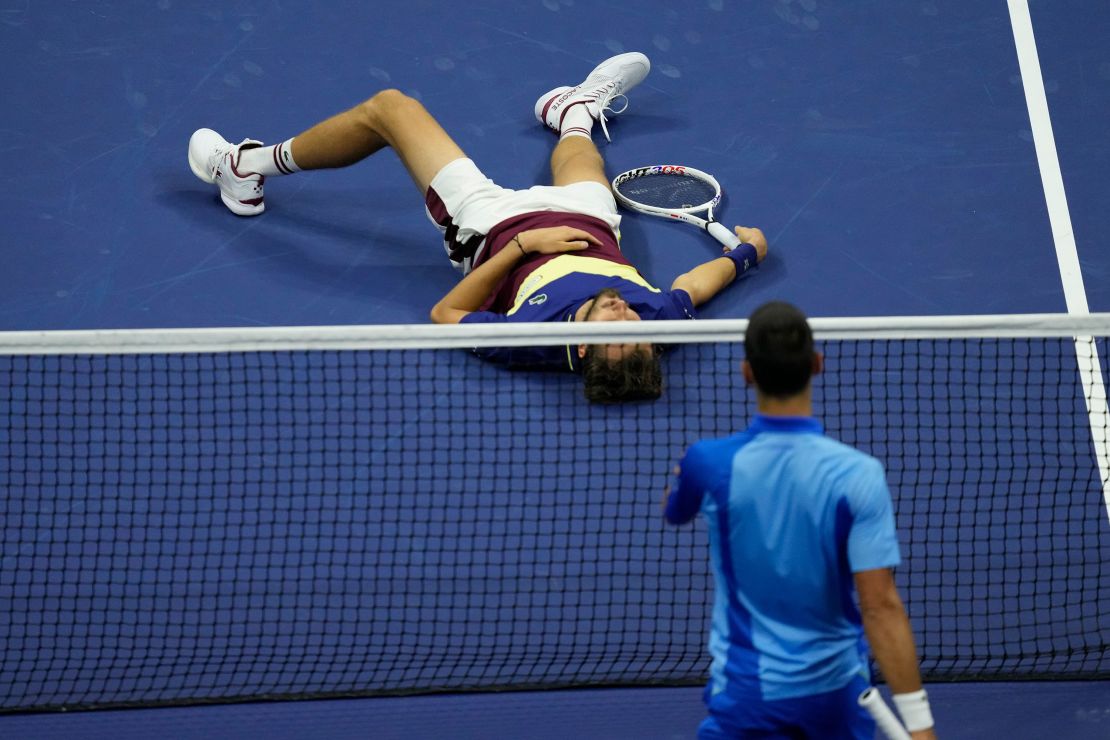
top-left (666, 414), bottom-right (902, 701)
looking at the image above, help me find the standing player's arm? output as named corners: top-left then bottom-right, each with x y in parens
top-left (669, 226), bottom-right (767, 307)
top-left (663, 447), bottom-right (708, 524)
top-left (855, 568), bottom-right (938, 740)
top-left (430, 226), bottom-right (600, 323)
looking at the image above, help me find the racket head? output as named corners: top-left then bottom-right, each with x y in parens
top-left (611, 165), bottom-right (723, 217)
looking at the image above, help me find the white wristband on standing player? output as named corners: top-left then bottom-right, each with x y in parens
top-left (892, 689), bottom-right (934, 732)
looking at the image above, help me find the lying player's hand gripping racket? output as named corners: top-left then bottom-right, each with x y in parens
top-left (612, 165), bottom-right (746, 251)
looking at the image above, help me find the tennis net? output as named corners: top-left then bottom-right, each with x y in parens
top-left (2, 314), bottom-right (1108, 712)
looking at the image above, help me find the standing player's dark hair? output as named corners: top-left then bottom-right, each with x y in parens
top-left (743, 301), bottom-right (815, 398)
top-left (581, 345), bottom-right (663, 404)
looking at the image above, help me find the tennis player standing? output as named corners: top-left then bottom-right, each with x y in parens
top-left (664, 301), bottom-right (936, 739)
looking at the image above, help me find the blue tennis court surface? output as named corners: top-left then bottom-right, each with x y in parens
top-left (1, 683), bottom-right (1108, 740)
top-left (3, 0), bottom-right (1108, 331)
top-left (2, 0), bottom-right (1108, 738)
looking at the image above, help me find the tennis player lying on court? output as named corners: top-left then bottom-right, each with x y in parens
top-left (188, 52), bottom-right (767, 403)
top-left (664, 301), bottom-right (936, 740)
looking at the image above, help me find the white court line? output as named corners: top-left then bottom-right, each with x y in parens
top-left (1007, 0), bottom-right (1110, 524)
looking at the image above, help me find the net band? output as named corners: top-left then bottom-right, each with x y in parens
top-left (4, 313), bottom-right (1110, 354)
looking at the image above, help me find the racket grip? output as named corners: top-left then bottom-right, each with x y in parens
top-left (706, 221), bottom-right (743, 250)
top-left (859, 688), bottom-right (912, 740)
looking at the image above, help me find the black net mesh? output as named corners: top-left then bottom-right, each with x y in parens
top-left (1, 335), bottom-right (1108, 712)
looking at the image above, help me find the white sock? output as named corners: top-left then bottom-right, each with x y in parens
top-left (239, 138), bottom-right (302, 176)
top-left (560, 104), bottom-right (595, 140)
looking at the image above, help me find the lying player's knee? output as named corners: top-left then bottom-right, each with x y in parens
top-left (362, 88), bottom-right (424, 123)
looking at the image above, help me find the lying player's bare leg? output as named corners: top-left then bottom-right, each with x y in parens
top-left (189, 89), bottom-right (466, 215)
top-left (549, 136), bottom-right (609, 189)
top-left (290, 89), bottom-right (465, 194)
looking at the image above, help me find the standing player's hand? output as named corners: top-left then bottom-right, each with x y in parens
top-left (662, 465), bottom-right (681, 510)
top-left (729, 226), bottom-right (768, 262)
top-left (910, 730), bottom-right (937, 740)
top-left (516, 227), bottom-right (601, 255)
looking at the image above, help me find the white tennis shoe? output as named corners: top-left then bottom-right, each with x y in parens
top-left (534, 51), bottom-right (651, 141)
top-left (188, 128), bottom-right (266, 216)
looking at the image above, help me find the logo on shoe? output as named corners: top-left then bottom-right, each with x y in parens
top-left (544, 87), bottom-right (584, 121)
top-left (548, 90), bottom-right (576, 115)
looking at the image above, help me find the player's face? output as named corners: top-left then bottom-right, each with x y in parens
top-left (586, 290), bottom-right (641, 323)
top-left (583, 289), bottom-right (653, 362)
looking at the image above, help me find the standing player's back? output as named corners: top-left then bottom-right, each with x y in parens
top-left (683, 415), bottom-right (901, 699)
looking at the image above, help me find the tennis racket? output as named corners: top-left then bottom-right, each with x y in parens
top-left (611, 165), bottom-right (743, 251)
top-left (859, 687), bottom-right (912, 740)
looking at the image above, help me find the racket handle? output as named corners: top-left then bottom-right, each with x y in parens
top-left (706, 221), bottom-right (743, 250)
top-left (859, 688), bottom-right (912, 740)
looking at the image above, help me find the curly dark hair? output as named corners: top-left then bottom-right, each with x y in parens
top-left (580, 344), bottom-right (663, 403)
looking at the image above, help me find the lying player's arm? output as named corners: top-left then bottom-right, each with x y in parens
top-left (670, 226), bottom-right (768, 307)
top-left (855, 568), bottom-right (938, 740)
top-left (430, 226), bottom-right (601, 324)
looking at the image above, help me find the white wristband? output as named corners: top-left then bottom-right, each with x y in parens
top-left (892, 689), bottom-right (934, 732)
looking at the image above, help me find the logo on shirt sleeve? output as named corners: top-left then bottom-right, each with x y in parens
top-left (527, 294), bottom-right (548, 306)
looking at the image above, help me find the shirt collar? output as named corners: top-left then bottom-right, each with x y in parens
top-left (565, 312), bottom-right (581, 372)
top-left (750, 414), bottom-right (824, 434)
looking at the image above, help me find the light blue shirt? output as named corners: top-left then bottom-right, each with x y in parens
top-left (666, 414), bottom-right (902, 700)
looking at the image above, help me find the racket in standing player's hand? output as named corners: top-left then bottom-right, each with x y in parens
top-left (611, 165), bottom-right (748, 252)
top-left (859, 687), bottom-right (912, 740)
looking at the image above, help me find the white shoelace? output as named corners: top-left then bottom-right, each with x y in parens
top-left (586, 88), bottom-right (630, 142)
top-left (210, 144), bottom-right (236, 177)
top-left (593, 91), bottom-right (630, 142)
